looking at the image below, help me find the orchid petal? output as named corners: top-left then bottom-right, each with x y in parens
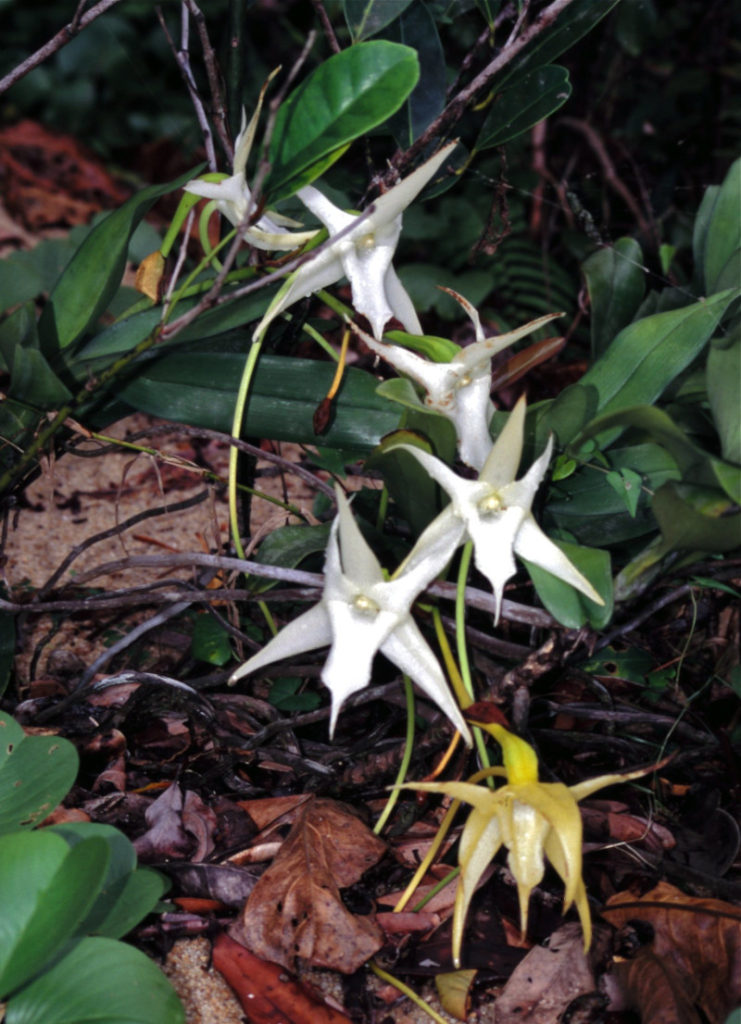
top-left (228, 602), bottom-right (331, 685)
top-left (296, 184), bottom-right (355, 234)
top-left (381, 620), bottom-right (470, 740)
top-left (480, 394), bottom-right (527, 488)
top-left (514, 517), bottom-right (604, 605)
top-left (335, 489), bottom-right (384, 587)
top-left (371, 142), bottom-right (456, 224)
top-left (384, 264), bottom-right (423, 335)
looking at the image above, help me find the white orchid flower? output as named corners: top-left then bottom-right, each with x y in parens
top-left (253, 141), bottom-right (457, 340)
top-left (184, 94), bottom-right (317, 251)
top-left (396, 396), bottom-right (604, 621)
top-left (229, 488), bottom-right (471, 744)
top-left (355, 298), bottom-right (562, 470)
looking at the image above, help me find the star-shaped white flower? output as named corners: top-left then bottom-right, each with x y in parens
top-left (253, 141), bottom-right (457, 340)
top-left (355, 298), bottom-right (562, 470)
top-left (229, 488), bottom-right (471, 743)
top-left (184, 100), bottom-right (317, 252)
top-left (396, 396), bottom-right (604, 621)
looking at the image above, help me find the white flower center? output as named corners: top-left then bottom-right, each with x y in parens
top-left (351, 593), bottom-right (380, 618)
top-left (455, 373), bottom-right (473, 390)
top-left (477, 490), bottom-right (504, 517)
top-left (356, 232), bottom-right (376, 251)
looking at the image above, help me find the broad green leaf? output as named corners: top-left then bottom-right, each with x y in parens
top-left (0, 304), bottom-right (39, 372)
top-left (38, 166), bottom-right (202, 353)
top-left (269, 676), bottom-right (322, 712)
top-left (5, 936), bottom-right (184, 1024)
top-left (477, 65), bottom-right (572, 150)
top-left (493, 0), bottom-right (621, 91)
top-left (0, 832), bottom-right (109, 997)
top-left (191, 614), bottom-right (233, 667)
top-left (547, 443), bottom-right (680, 546)
top-left (703, 157), bottom-right (741, 293)
top-left (118, 351), bottom-right (402, 452)
top-left (692, 184), bottom-right (719, 293)
top-left (265, 42), bottom-right (419, 201)
top-left (652, 482), bottom-right (741, 554)
top-left (525, 541), bottom-right (612, 629)
top-left (344, 0), bottom-right (415, 40)
top-left (77, 286), bottom-right (273, 362)
top-left (256, 522), bottom-right (332, 571)
top-left (47, 823), bottom-right (165, 939)
top-left (384, 2), bottom-right (446, 147)
top-left (7, 347), bottom-right (72, 407)
top-left (0, 714), bottom-right (79, 834)
top-left (582, 237), bottom-right (646, 358)
top-left (707, 325), bottom-right (741, 464)
top-left (550, 288), bottom-right (740, 444)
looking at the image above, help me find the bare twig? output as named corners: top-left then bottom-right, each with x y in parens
top-left (311, 0), bottom-right (341, 53)
top-left (384, 0), bottom-right (579, 181)
top-left (156, 4), bottom-right (218, 171)
top-left (0, 0), bottom-right (125, 95)
top-left (184, 0), bottom-right (233, 160)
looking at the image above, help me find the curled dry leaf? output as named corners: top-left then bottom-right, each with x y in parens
top-left (603, 881), bottom-right (741, 1023)
top-left (213, 933), bottom-right (353, 1024)
top-left (232, 797), bottom-right (386, 973)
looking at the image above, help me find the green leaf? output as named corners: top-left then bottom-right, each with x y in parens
top-left (191, 614), bottom-right (233, 667)
top-left (118, 351), bottom-right (402, 452)
top-left (384, 2), bottom-right (446, 147)
top-left (47, 823), bottom-right (165, 938)
top-left (524, 540), bottom-right (612, 629)
top-left (0, 832), bottom-right (110, 998)
top-left (703, 156), bottom-right (741, 293)
top-left (367, 429), bottom-right (447, 536)
top-left (551, 288), bottom-right (740, 444)
top-left (269, 676), bottom-right (322, 712)
top-left (581, 237), bottom-right (646, 359)
top-left (493, 0), bottom-right (621, 90)
top-left (344, 0), bottom-right (415, 41)
top-left (652, 483), bottom-right (741, 554)
top-left (38, 166), bottom-right (202, 353)
top-left (707, 324), bottom-right (741, 464)
top-left (385, 329), bottom-right (459, 362)
top-left (257, 522), bottom-right (332, 571)
top-left (547, 443), bottom-right (680, 546)
top-left (265, 41), bottom-right (419, 201)
top-left (477, 65), bottom-right (572, 149)
top-left (5, 936), bottom-right (184, 1024)
top-left (605, 467), bottom-right (643, 517)
top-left (0, 713), bottom-right (79, 834)
top-left (7, 347), bottom-right (72, 407)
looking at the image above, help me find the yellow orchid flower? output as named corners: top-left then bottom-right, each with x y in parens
top-left (407, 709), bottom-right (652, 967)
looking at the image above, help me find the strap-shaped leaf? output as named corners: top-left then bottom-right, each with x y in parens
top-left (118, 351), bottom-right (401, 452)
top-left (477, 65), bottom-right (572, 150)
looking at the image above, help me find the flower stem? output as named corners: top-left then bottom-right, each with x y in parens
top-left (373, 675), bottom-right (415, 836)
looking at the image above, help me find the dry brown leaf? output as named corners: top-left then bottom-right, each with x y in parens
top-left (493, 923), bottom-right (604, 1023)
top-left (607, 948), bottom-right (702, 1024)
top-left (603, 881), bottom-right (741, 1023)
top-left (232, 797), bottom-right (386, 973)
top-left (213, 933), bottom-right (353, 1024)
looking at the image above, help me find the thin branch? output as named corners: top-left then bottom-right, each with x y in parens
top-left (384, 0), bottom-right (579, 181)
top-left (156, 4), bottom-right (218, 171)
top-left (0, 0), bottom-right (125, 96)
top-left (311, 0), bottom-right (341, 53)
top-left (184, 0), bottom-right (233, 160)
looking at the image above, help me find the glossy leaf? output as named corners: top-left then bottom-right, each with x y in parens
top-left (0, 831), bottom-right (110, 997)
top-left (547, 443), bottom-right (680, 546)
top-left (0, 713), bottom-right (79, 834)
top-left (477, 65), bottom-right (572, 150)
top-left (38, 167), bottom-right (201, 354)
top-left (48, 822), bottom-right (166, 939)
top-left (707, 326), bottom-right (741, 465)
top-left (344, 0), bottom-right (414, 40)
top-left (703, 156), bottom-right (741, 293)
top-left (7, 347), bottom-right (72, 406)
top-left (384, 2), bottom-right (446, 147)
top-left (5, 936), bottom-right (184, 1024)
top-left (265, 42), bottom-right (419, 201)
top-left (191, 614), bottom-right (233, 667)
top-left (257, 522), bottom-right (332, 572)
top-left (118, 351), bottom-right (401, 452)
top-left (524, 540), bottom-right (613, 628)
top-left (582, 237), bottom-right (646, 358)
top-left (652, 483), bottom-right (741, 554)
top-left (493, 0), bottom-right (621, 91)
top-left (548, 288), bottom-right (740, 444)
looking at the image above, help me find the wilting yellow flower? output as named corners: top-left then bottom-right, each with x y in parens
top-left (407, 713), bottom-right (651, 966)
